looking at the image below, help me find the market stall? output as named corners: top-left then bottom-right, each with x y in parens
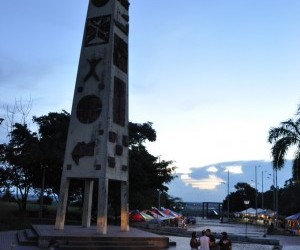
top-left (286, 212), bottom-right (300, 235)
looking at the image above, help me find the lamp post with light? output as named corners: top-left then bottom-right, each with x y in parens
top-left (244, 199), bottom-right (250, 240)
top-left (157, 189), bottom-right (161, 210)
top-left (227, 169), bottom-right (230, 221)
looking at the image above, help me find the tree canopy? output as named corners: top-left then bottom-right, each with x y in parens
top-left (0, 123), bottom-right (40, 211)
top-left (0, 112), bottom-right (176, 212)
top-left (268, 103), bottom-right (300, 181)
top-left (128, 122), bottom-right (176, 209)
top-left (222, 182), bottom-right (256, 213)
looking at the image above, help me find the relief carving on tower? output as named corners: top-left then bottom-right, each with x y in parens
top-left (113, 77), bottom-right (126, 126)
top-left (92, 0), bottom-right (110, 7)
top-left (84, 58), bottom-right (102, 82)
top-left (115, 9), bottom-right (129, 35)
top-left (84, 15), bottom-right (111, 47)
top-left (122, 135), bottom-right (129, 147)
top-left (115, 145), bottom-right (123, 156)
top-left (108, 157), bottom-right (116, 168)
top-left (113, 34), bottom-right (128, 73)
top-left (117, 0), bottom-right (129, 10)
top-left (72, 141), bottom-right (96, 165)
top-left (76, 95), bottom-right (102, 124)
top-left (109, 131), bottom-right (117, 143)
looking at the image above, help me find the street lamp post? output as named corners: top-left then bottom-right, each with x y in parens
top-left (262, 171), bottom-right (264, 209)
top-left (255, 166), bottom-right (258, 219)
top-left (274, 151), bottom-right (282, 227)
top-left (244, 199), bottom-right (250, 240)
top-left (157, 189), bottom-right (161, 210)
top-left (227, 169), bottom-right (230, 221)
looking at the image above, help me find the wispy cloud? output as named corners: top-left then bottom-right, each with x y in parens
top-left (224, 165), bottom-right (243, 174)
top-left (181, 174), bottom-right (225, 190)
top-left (207, 166), bottom-right (218, 173)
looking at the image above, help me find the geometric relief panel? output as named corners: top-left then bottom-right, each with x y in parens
top-left (115, 145), bottom-right (123, 156)
top-left (76, 95), bottom-right (102, 124)
top-left (113, 77), bottom-right (126, 127)
top-left (113, 34), bottom-right (128, 73)
top-left (122, 135), bottom-right (129, 147)
top-left (117, 0), bottom-right (130, 11)
top-left (109, 131), bottom-right (117, 143)
top-left (92, 0), bottom-right (110, 7)
top-left (71, 141), bottom-right (96, 165)
top-left (84, 58), bottom-right (102, 82)
top-left (84, 15), bottom-right (111, 47)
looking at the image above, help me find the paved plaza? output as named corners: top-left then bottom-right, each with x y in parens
top-left (1, 219), bottom-right (300, 249)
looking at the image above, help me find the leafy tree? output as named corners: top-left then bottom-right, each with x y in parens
top-left (32, 111), bottom-right (70, 196)
top-left (278, 179), bottom-right (300, 215)
top-left (0, 123), bottom-right (40, 212)
top-left (0, 114), bottom-right (177, 215)
top-left (159, 193), bottom-right (183, 211)
top-left (0, 111), bottom-right (69, 212)
top-left (129, 122), bottom-right (156, 146)
top-left (223, 182), bottom-right (256, 212)
top-left (268, 104), bottom-right (300, 181)
top-left (128, 122), bottom-right (176, 209)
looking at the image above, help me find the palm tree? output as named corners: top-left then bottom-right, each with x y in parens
top-left (268, 104), bottom-right (300, 181)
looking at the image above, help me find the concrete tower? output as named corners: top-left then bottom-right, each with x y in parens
top-left (55, 0), bottom-right (129, 234)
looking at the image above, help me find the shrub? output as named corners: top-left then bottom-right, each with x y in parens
top-left (1, 190), bottom-right (16, 202)
top-left (36, 196), bottom-right (53, 205)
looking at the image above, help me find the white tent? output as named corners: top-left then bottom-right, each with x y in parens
top-left (235, 208), bottom-right (274, 217)
top-left (237, 208), bottom-right (257, 215)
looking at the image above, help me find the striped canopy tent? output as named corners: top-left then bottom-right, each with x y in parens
top-left (161, 207), bottom-right (181, 218)
top-left (286, 212), bottom-right (300, 235)
top-left (286, 212), bottom-right (300, 221)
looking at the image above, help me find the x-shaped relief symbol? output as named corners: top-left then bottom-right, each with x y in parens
top-left (84, 58), bottom-right (102, 82)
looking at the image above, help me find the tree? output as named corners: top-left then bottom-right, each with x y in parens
top-left (268, 103), bottom-right (300, 181)
top-left (32, 111), bottom-right (70, 197)
top-left (0, 114), bottom-right (177, 214)
top-left (223, 182), bottom-right (256, 212)
top-left (128, 122), bottom-right (176, 209)
top-left (278, 179), bottom-right (300, 215)
top-left (0, 110), bottom-right (69, 212)
top-left (0, 123), bottom-right (40, 212)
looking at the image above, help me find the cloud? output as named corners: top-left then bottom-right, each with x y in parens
top-left (181, 174), bottom-right (225, 190)
top-left (224, 165), bottom-right (243, 174)
top-left (207, 166), bottom-right (218, 173)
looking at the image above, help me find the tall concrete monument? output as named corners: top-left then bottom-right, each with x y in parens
top-left (55, 0), bottom-right (129, 234)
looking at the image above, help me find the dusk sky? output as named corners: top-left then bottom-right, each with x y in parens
top-left (0, 1), bottom-right (299, 201)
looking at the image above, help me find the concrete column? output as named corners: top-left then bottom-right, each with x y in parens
top-left (82, 179), bottom-right (94, 227)
top-left (120, 181), bottom-right (129, 232)
top-left (97, 178), bottom-right (108, 234)
top-left (55, 177), bottom-right (70, 230)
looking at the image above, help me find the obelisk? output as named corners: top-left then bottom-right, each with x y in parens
top-left (55, 0), bottom-right (129, 234)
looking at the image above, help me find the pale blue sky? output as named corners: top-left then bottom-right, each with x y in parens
top-left (0, 1), bottom-right (299, 201)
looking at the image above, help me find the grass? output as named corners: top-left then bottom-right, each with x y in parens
top-left (0, 200), bottom-right (82, 231)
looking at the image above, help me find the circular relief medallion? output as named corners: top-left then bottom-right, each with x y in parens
top-left (76, 95), bottom-right (102, 124)
top-left (92, 0), bottom-right (110, 7)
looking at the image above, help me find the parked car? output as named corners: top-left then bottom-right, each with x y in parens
top-left (186, 216), bottom-right (196, 224)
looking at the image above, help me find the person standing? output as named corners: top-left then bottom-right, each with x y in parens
top-left (218, 232), bottom-right (232, 250)
top-left (190, 231), bottom-right (200, 250)
top-left (205, 228), bottom-right (216, 250)
top-left (199, 230), bottom-right (210, 250)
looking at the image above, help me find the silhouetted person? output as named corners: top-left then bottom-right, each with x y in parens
top-left (205, 228), bottom-right (216, 250)
top-left (218, 232), bottom-right (232, 250)
top-left (190, 231), bottom-right (200, 250)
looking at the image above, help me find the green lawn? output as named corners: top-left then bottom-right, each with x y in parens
top-left (0, 201), bottom-right (82, 231)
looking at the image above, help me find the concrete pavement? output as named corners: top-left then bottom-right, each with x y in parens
top-left (1, 219), bottom-right (300, 249)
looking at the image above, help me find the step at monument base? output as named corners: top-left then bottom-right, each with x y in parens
top-left (31, 224), bottom-right (170, 249)
top-left (17, 228), bottom-right (38, 246)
